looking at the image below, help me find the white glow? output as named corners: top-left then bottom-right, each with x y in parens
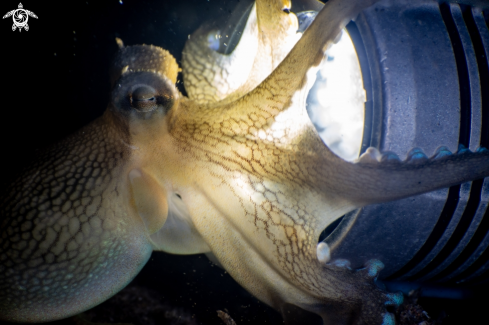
top-left (307, 30), bottom-right (365, 161)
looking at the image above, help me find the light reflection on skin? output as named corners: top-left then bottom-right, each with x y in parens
top-left (307, 30), bottom-right (365, 161)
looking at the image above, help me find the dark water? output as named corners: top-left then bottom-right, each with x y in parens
top-left (1, 0), bottom-right (489, 324)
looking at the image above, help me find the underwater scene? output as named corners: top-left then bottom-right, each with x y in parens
top-left (2, 0), bottom-right (489, 324)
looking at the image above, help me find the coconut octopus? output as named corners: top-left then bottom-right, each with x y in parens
top-left (1, 0), bottom-right (488, 324)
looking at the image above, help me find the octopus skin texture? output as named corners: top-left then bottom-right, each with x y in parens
top-left (1, 0), bottom-right (489, 324)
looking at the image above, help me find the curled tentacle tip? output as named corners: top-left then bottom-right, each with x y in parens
top-left (380, 151), bottom-right (400, 163)
top-left (433, 146), bottom-right (452, 159)
top-left (329, 259), bottom-right (351, 269)
top-left (357, 147), bottom-right (381, 164)
top-left (382, 312), bottom-right (396, 325)
top-left (407, 148), bottom-right (427, 163)
top-left (476, 146), bottom-right (489, 153)
top-left (365, 259), bottom-right (384, 278)
top-left (316, 242), bottom-right (331, 263)
top-left (458, 144), bottom-right (471, 154)
top-left (385, 292), bottom-right (404, 307)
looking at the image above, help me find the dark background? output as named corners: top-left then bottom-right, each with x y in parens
top-left (1, 0), bottom-right (488, 324)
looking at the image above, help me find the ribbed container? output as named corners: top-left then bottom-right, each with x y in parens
top-left (323, 0), bottom-right (489, 286)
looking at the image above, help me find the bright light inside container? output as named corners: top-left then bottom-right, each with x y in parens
top-left (306, 29), bottom-right (365, 161)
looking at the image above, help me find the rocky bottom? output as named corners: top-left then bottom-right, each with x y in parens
top-left (1, 252), bottom-right (487, 325)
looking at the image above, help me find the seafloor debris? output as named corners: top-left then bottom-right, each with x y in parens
top-left (83, 285), bottom-right (197, 325)
top-left (217, 310), bottom-right (237, 325)
top-left (396, 290), bottom-right (445, 325)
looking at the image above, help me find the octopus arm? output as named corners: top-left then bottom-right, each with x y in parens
top-left (220, 0), bottom-right (489, 207)
top-left (182, 0), bottom-right (301, 104)
top-left (312, 143), bottom-right (489, 207)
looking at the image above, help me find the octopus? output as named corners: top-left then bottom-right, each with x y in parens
top-left (1, 0), bottom-right (488, 324)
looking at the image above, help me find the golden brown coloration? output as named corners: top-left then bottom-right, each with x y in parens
top-left (0, 116), bottom-right (152, 322)
top-left (182, 0), bottom-right (301, 104)
top-left (1, 0), bottom-right (489, 324)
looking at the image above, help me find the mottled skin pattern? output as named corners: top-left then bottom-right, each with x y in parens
top-left (1, 0), bottom-right (489, 324)
top-left (0, 117), bottom-right (152, 321)
top-left (182, 0), bottom-right (301, 104)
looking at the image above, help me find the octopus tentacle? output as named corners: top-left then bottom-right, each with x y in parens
top-left (2, 0), bottom-right (489, 324)
top-left (182, 0), bottom-right (301, 104)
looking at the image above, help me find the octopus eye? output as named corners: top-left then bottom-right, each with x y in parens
top-left (131, 85), bottom-right (158, 112)
top-left (111, 71), bottom-right (177, 117)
